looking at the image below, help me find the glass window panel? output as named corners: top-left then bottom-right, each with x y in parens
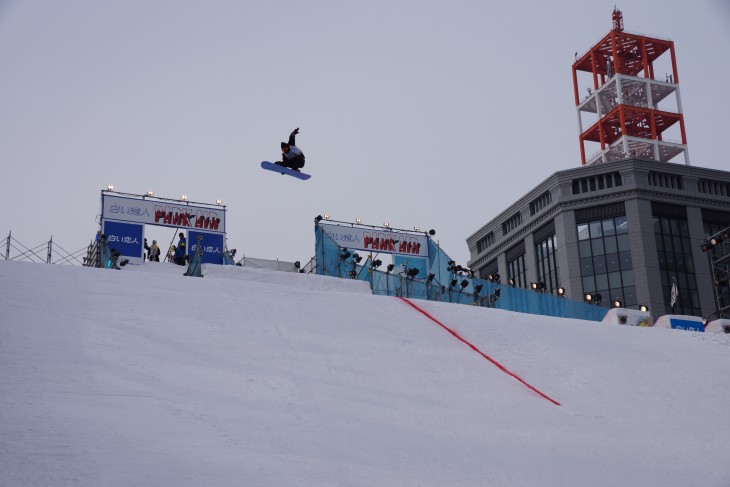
top-left (670, 219), bottom-right (680, 236)
top-left (591, 238), bottom-right (605, 255)
top-left (608, 271), bottom-right (622, 288)
top-left (595, 273), bottom-right (609, 290)
top-left (615, 216), bottom-right (628, 233)
top-left (577, 224), bottom-right (590, 241)
top-left (679, 220), bottom-right (689, 237)
top-left (589, 221), bottom-right (603, 238)
top-left (593, 255), bottom-right (607, 274)
top-left (673, 236), bottom-right (683, 253)
top-left (606, 253), bottom-right (620, 272)
top-left (617, 234), bottom-right (630, 252)
top-left (621, 269), bottom-right (635, 287)
top-left (610, 288), bottom-right (623, 302)
top-left (687, 273), bottom-right (697, 290)
top-left (602, 219), bottom-right (616, 236)
top-left (660, 218), bottom-right (672, 235)
top-left (582, 276), bottom-right (595, 293)
top-left (663, 235), bottom-right (674, 253)
top-left (579, 240), bottom-right (592, 257)
top-left (581, 257), bottom-right (594, 275)
top-left (682, 237), bottom-right (692, 253)
top-left (619, 251), bottom-right (632, 270)
top-left (653, 217), bottom-right (661, 233)
top-left (604, 235), bottom-right (618, 254)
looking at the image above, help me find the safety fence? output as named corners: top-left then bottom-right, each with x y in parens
top-left (314, 224), bottom-right (607, 322)
top-left (3, 231), bottom-right (90, 266)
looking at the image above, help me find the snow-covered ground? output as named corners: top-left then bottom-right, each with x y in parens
top-left (2, 259), bottom-right (729, 487)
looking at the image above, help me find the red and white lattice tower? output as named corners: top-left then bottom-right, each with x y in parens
top-left (572, 8), bottom-right (689, 166)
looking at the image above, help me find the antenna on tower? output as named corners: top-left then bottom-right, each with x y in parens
top-left (612, 6), bottom-right (624, 32)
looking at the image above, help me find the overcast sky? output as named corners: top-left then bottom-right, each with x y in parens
top-left (2, 1), bottom-right (729, 267)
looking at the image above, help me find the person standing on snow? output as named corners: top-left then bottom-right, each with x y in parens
top-left (275, 127), bottom-right (305, 172)
top-left (174, 232), bottom-right (187, 265)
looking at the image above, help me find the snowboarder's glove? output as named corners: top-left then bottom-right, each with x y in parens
top-left (291, 128), bottom-right (299, 136)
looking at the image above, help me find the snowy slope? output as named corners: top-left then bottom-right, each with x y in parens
top-left (1, 260), bottom-right (729, 487)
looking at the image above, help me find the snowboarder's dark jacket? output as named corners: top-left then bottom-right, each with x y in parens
top-left (281, 129), bottom-right (305, 169)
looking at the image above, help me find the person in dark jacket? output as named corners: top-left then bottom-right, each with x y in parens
top-left (174, 232), bottom-right (187, 265)
top-left (276, 127), bottom-right (305, 171)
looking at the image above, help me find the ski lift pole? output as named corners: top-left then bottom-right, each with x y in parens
top-left (47, 236), bottom-right (53, 264)
top-left (5, 231), bottom-right (10, 260)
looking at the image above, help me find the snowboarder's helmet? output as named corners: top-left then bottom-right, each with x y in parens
top-left (281, 142), bottom-right (289, 149)
top-left (152, 240), bottom-right (157, 244)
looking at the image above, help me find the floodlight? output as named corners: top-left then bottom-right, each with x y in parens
top-left (507, 278), bottom-right (516, 287)
top-left (639, 305), bottom-right (649, 312)
top-left (315, 215), bottom-right (323, 222)
top-left (429, 229), bottom-right (436, 236)
top-left (450, 279), bottom-right (458, 288)
top-left (216, 199), bottom-right (223, 205)
top-left (460, 279), bottom-right (469, 289)
top-left (426, 273), bottom-right (436, 284)
top-left (407, 268), bottom-right (420, 278)
top-left (146, 190), bottom-right (154, 196)
top-left (413, 226), bottom-right (420, 231)
top-left (354, 254), bottom-right (363, 263)
top-left (294, 261), bottom-right (301, 269)
top-left (700, 240), bottom-right (713, 252)
top-left (557, 286), bottom-right (566, 297)
top-left (180, 194), bottom-right (188, 201)
top-left (473, 284), bottom-right (483, 294)
top-left (612, 298), bottom-right (623, 308)
top-left (372, 259), bottom-right (382, 269)
top-left (584, 293), bottom-right (594, 303)
top-left (383, 222), bottom-right (390, 228)
top-left (355, 217), bottom-right (362, 224)
top-left (323, 214), bottom-right (331, 220)
top-left (107, 185), bottom-right (114, 191)
top-left (386, 264), bottom-right (395, 272)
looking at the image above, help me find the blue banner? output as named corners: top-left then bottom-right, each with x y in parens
top-left (669, 318), bottom-right (704, 332)
top-left (102, 220), bottom-right (144, 259)
top-left (188, 231), bottom-right (224, 264)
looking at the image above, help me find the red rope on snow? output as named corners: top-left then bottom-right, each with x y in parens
top-left (398, 297), bottom-right (561, 406)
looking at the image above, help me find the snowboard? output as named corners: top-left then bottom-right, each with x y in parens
top-left (261, 161), bottom-right (311, 180)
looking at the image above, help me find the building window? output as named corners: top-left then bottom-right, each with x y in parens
top-left (476, 232), bottom-right (495, 254)
top-left (507, 253), bottom-right (527, 289)
top-left (653, 216), bottom-right (700, 316)
top-left (577, 215), bottom-right (636, 308)
top-left (571, 172), bottom-right (623, 195)
top-left (535, 234), bottom-right (559, 294)
top-left (502, 212), bottom-right (523, 235)
top-left (529, 190), bottom-right (553, 216)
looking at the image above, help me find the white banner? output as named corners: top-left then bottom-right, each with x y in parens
top-left (102, 194), bottom-right (226, 234)
top-left (321, 223), bottom-right (429, 257)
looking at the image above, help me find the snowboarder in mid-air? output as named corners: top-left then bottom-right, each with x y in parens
top-left (275, 128), bottom-right (305, 172)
